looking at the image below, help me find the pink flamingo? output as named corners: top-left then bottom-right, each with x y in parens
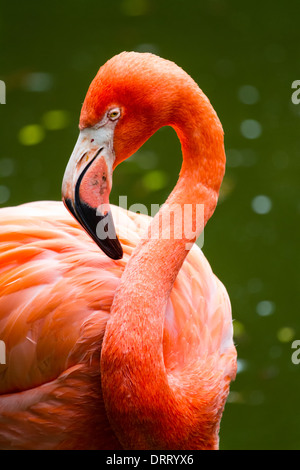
top-left (0, 52), bottom-right (236, 450)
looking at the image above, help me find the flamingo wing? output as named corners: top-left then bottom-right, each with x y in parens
top-left (0, 201), bottom-right (126, 448)
top-left (0, 201), bottom-right (116, 393)
top-left (165, 245), bottom-right (236, 373)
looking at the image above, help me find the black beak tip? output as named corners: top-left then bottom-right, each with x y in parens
top-left (63, 196), bottom-right (123, 261)
top-left (102, 240), bottom-right (123, 260)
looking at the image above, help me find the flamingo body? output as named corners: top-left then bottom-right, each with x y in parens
top-left (0, 201), bottom-right (235, 449)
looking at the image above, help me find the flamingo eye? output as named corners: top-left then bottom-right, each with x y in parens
top-left (107, 108), bottom-right (121, 121)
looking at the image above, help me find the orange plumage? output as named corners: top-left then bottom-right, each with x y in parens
top-left (0, 52), bottom-right (236, 450)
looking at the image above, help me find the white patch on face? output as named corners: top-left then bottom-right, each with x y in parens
top-left (62, 117), bottom-right (119, 201)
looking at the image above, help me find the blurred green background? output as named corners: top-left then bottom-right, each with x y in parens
top-left (1, 0), bottom-right (299, 450)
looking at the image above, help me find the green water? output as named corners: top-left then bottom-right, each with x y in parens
top-left (1, 0), bottom-right (299, 450)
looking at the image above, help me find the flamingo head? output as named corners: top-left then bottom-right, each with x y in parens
top-left (62, 51), bottom-right (197, 259)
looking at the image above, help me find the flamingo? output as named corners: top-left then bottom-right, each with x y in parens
top-left (0, 52), bottom-right (237, 450)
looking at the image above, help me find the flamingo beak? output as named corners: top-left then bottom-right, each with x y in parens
top-left (62, 129), bottom-right (123, 260)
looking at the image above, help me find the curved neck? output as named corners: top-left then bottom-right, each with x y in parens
top-left (100, 91), bottom-right (226, 450)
